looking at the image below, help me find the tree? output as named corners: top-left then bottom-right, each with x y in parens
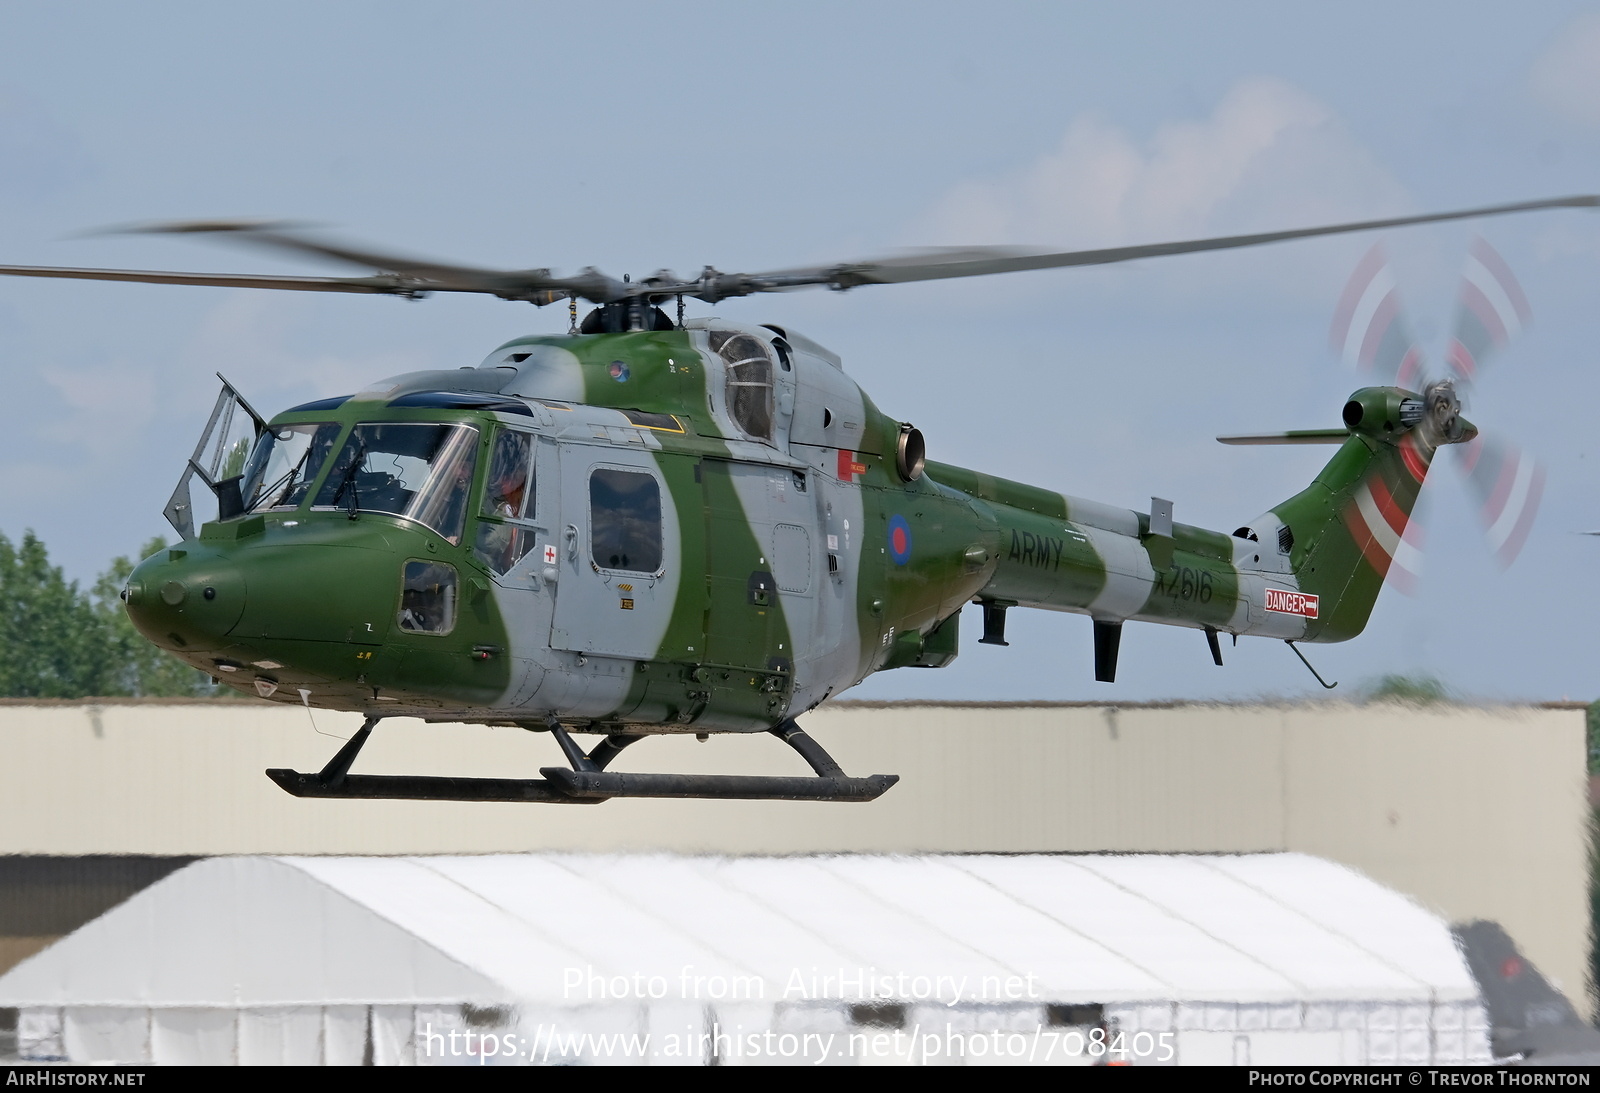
top-left (1363, 674), bottom-right (1449, 704)
top-left (0, 531), bottom-right (116, 697)
top-left (0, 531), bottom-right (218, 699)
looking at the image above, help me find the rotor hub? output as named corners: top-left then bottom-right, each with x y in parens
top-left (1419, 380), bottom-right (1468, 447)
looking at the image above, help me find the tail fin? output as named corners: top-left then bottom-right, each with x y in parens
top-left (1453, 920), bottom-right (1600, 1063)
top-left (1269, 384), bottom-right (1471, 642)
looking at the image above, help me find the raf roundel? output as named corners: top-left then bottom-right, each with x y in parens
top-left (887, 514), bottom-right (913, 566)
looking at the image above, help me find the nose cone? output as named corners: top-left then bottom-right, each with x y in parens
top-left (125, 546), bottom-right (247, 652)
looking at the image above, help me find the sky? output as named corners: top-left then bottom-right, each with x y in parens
top-left (1, 2), bottom-right (1598, 704)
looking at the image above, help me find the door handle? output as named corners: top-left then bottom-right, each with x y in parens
top-left (564, 524), bottom-right (579, 561)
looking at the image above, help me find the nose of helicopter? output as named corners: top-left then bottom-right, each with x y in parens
top-left (123, 545), bottom-right (248, 652)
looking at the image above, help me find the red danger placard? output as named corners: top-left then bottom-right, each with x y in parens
top-left (1265, 588), bottom-right (1319, 618)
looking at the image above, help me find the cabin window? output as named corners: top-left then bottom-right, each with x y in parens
top-left (240, 422), bottom-right (341, 511)
top-left (589, 468), bottom-right (663, 573)
top-left (397, 561), bottom-right (457, 634)
top-left (313, 422), bottom-right (479, 544)
top-left (709, 330), bottom-right (774, 440)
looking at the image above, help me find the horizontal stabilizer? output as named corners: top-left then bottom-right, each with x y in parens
top-left (1217, 429), bottom-right (1350, 445)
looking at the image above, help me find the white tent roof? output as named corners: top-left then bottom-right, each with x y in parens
top-left (0, 853), bottom-right (1478, 1008)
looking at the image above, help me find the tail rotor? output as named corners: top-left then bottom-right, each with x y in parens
top-left (1330, 239), bottom-right (1544, 581)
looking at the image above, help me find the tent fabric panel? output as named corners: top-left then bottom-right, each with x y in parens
top-left (323, 1005), bottom-right (367, 1066)
top-left (705, 857), bottom-right (1000, 986)
top-left (238, 1006), bottom-right (322, 1065)
top-left (1201, 856), bottom-right (1477, 1000)
top-left (18, 1009), bottom-right (62, 1060)
top-left (952, 856), bottom-right (1303, 999)
top-left (63, 1006), bottom-right (148, 1064)
top-left (818, 856), bottom-right (1172, 1000)
top-left (0, 857), bottom-right (508, 1006)
top-left (1074, 856), bottom-right (1430, 998)
top-left (151, 1007), bottom-right (235, 1065)
top-left (416, 856), bottom-right (755, 994)
top-left (372, 1004), bottom-right (414, 1066)
top-left (563, 855), bottom-right (863, 984)
top-left (288, 856), bottom-right (579, 1001)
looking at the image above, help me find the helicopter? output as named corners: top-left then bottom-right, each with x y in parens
top-left (0, 195), bottom-right (1593, 804)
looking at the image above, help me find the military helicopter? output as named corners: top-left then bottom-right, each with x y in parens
top-left (1, 195), bottom-right (1592, 804)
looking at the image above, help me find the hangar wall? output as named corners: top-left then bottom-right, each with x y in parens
top-left (0, 699), bottom-right (1585, 1014)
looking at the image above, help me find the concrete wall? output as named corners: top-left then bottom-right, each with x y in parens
top-left (0, 699), bottom-right (1585, 1013)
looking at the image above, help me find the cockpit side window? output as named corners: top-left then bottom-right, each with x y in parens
top-left (589, 468), bottom-right (663, 574)
top-left (709, 330), bottom-right (774, 440)
top-left (480, 429), bottom-right (535, 519)
top-left (472, 428), bottom-right (538, 576)
top-left (240, 422), bottom-right (342, 512)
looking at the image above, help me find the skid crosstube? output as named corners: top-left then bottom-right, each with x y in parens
top-left (264, 718), bottom-right (899, 804)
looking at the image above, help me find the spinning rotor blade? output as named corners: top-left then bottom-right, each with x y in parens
top-left (1329, 243), bottom-right (1425, 390)
top-left (0, 195), bottom-right (1593, 307)
top-left (0, 264), bottom-right (440, 295)
top-left (118, 219), bottom-right (583, 304)
top-left (727, 195), bottom-right (1600, 298)
top-left (1455, 435), bottom-right (1545, 568)
top-left (1446, 236), bottom-right (1532, 384)
top-left (1440, 241), bottom-right (1543, 567)
top-left (1323, 239), bottom-right (1545, 573)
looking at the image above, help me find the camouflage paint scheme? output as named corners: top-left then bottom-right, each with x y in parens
top-left (123, 320), bottom-right (1457, 733)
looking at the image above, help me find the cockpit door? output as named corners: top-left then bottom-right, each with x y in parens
top-left (470, 426), bottom-right (544, 592)
top-left (165, 375), bottom-right (266, 539)
top-left (549, 446), bottom-right (685, 661)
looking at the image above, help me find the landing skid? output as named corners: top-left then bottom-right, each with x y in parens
top-left (265, 718), bottom-right (898, 804)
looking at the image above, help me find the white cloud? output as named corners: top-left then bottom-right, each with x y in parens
top-left (915, 77), bottom-right (1409, 249)
top-left (1530, 14), bottom-right (1600, 128)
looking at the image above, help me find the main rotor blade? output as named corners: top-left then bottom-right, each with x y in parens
top-left (114, 219), bottom-right (595, 303)
top-left (11, 194), bottom-right (1592, 310)
top-left (0, 263), bottom-right (441, 295)
top-left (724, 195), bottom-right (1600, 297)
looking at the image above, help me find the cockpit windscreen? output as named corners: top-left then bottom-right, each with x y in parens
top-left (313, 422), bottom-right (480, 543)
